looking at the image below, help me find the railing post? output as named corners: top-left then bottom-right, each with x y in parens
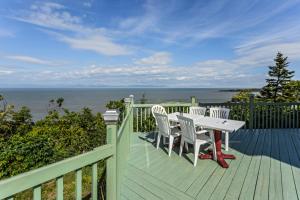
top-left (125, 95), bottom-right (134, 132)
top-left (191, 96), bottom-right (197, 106)
top-left (129, 95), bottom-right (134, 133)
top-left (104, 110), bottom-right (119, 200)
top-left (249, 94), bottom-right (255, 130)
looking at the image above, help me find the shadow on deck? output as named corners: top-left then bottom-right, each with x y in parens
top-left (120, 129), bottom-right (300, 200)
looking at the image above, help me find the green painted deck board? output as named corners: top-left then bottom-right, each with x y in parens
top-left (121, 184), bottom-right (145, 200)
top-left (195, 132), bottom-right (244, 200)
top-left (278, 130), bottom-right (298, 200)
top-left (290, 133), bottom-right (300, 199)
top-left (268, 129), bottom-right (283, 200)
top-left (121, 129), bottom-right (300, 200)
top-left (223, 130), bottom-right (260, 200)
top-left (238, 130), bottom-right (266, 200)
top-left (185, 132), bottom-right (239, 197)
top-left (253, 130), bottom-right (272, 200)
top-left (209, 131), bottom-right (255, 200)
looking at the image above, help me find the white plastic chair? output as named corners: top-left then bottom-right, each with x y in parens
top-left (189, 106), bottom-right (207, 116)
top-left (177, 115), bottom-right (215, 167)
top-left (154, 112), bottom-right (181, 157)
top-left (209, 107), bottom-right (230, 151)
top-left (152, 105), bottom-right (167, 143)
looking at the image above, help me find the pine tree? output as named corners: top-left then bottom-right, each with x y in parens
top-left (259, 52), bottom-right (295, 102)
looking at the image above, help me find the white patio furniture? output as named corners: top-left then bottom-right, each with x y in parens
top-left (189, 106), bottom-right (207, 116)
top-left (167, 112), bottom-right (245, 168)
top-left (209, 107), bottom-right (230, 151)
top-left (152, 105), bottom-right (167, 143)
top-left (177, 115), bottom-right (215, 167)
top-left (154, 112), bottom-right (181, 157)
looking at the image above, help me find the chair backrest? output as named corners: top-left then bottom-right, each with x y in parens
top-left (177, 115), bottom-right (196, 144)
top-left (154, 112), bottom-right (170, 137)
top-left (152, 105), bottom-right (167, 125)
top-left (189, 106), bottom-right (207, 116)
top-left (209, 107), bottom-right (230, 119)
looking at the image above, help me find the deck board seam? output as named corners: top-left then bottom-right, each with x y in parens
top-left (237, 130), bottom-right (265, 199)
top-left (125, 168), bottom-right (184, 200)
top-left (284, 131), bottom-right (300, 200)
top-left (124, 175), bottom-right (163, 200)
top-left (126, 163), bottom-right (196, 199)
top-left (121, 181), bottom-right (146, 199)
top-left (212, 130), bottom-right (259, 200)
top-left (184, 131), bottom-right (240, 194)
top-left (195, 131), bottom-right (244, 199)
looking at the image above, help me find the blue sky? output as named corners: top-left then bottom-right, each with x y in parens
top-left (0, 0), bottom-right (299, 88)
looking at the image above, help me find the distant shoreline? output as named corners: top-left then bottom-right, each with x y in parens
top-left (219, 88), bottom-right (260, 92)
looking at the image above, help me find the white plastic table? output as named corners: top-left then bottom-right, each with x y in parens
top-left (168, 112), bottom-right (245, 168)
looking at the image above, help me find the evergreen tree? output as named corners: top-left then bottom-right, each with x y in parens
top-left (259, 52), bottom-right (295, 102)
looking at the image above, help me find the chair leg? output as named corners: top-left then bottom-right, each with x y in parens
top-left (185, 142), bottom-right (189, 152)
top-left (209, 131), bottom-right (217, 161)
top-left (156, 133), bottom-right (161, 149)
top-left (179, 137), bottom-right (184, 157)
top-left (194, 142), bottom-right (201, 167)
top-left (225, 131), bottom-right (229, 151)
top-left (168, 136), bottom-right (174, 157)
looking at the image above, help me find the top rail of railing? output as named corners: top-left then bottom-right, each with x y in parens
top-left (132, 96), bottom-right (300, 131)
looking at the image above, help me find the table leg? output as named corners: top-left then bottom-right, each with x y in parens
top-left (199, 130), bottom-right (235, 168)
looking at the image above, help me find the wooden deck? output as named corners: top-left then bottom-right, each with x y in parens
top-left (120, 129), bottom-right (300, 200)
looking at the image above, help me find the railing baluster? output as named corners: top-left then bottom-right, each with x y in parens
top-left (33, 185), bottom-right (41, 200)
top-left (285, 105), bottom-right (287, 128)
top-left (92, 163), bottom-right (98, 200)
top-left (289, 105), bottom-right (292, 128)
top-left (56, 176), bottom-right (64, 200)
top-left (273, 105), bottom-right (276, 129)
top-left (296, 105), bottom-right (299, 128)
top-left (140, 108), bottom-right (142, 131)
top-left (75, 169), bottom-right (82, 200)
top-left (269, 105), bottom-right (272, 128)
top-left (293, 105), bottom-right (296, 128)
top-left (136, 108), bottom-right (140, 132)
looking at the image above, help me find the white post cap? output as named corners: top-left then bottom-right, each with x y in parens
top-left (103, 110), bottom-right (119, 124)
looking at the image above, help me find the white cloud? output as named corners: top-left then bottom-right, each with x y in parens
top-left (83, 0), bottom-right (93, 8)
top-left (12, 2), bottom-right (130, 56)
top-left (60, 34), bottom-right (131, 56)
top-left (24, 57), bottom-right (261, 87)
top-left (135, 52), bottom-right (171, 65)
top-left (0, 29), bottom-right (14, 37)
top-left (6, 55), bottom-right (60, 66)
top-left (117, 0), bottom-right (300, 44)
top-left (15, 2), bottom-right (81, 32)
top-left (0, 69), bottom-right (14, 75)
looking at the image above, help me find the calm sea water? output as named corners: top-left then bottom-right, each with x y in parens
top-left (0, 88), bottom-right (237, 120)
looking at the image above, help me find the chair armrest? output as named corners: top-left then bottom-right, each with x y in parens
top-left (196, 130), bottom-right (209, 135)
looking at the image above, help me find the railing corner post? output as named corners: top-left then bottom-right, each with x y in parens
top-left (191, 96), bottom-right (197, 106)
top-left (104, 110), bottom-right (119, 200)
top-left (126, 95), bottom-right (134, 133)
top-left (249, 94), bottom-right (255, 130)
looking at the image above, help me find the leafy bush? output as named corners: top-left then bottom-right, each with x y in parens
top-left (0, 96), bottom-right (106, 179)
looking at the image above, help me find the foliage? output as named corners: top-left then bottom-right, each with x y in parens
top-left (0, 132), bottom-right (55, 178)
top-left (106, 99), bottom-right (125, 113)
top-left (140, 93), bottom-right (147, 104)
top-left (0, 96), bottom-right (106, 179)
top-left (258, 52), bottom-right (295, 102)
top-left (231, 89), bottom-right (253, 103)
top-left (48, 97), bottom-right (65, 113)
top-left (136, 116), bottom-right (156, 132)
top-left (286, 80), bottom-right (300, 102)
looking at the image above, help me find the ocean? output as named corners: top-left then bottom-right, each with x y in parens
top-left (0, 88), bottom-right (237, 121)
